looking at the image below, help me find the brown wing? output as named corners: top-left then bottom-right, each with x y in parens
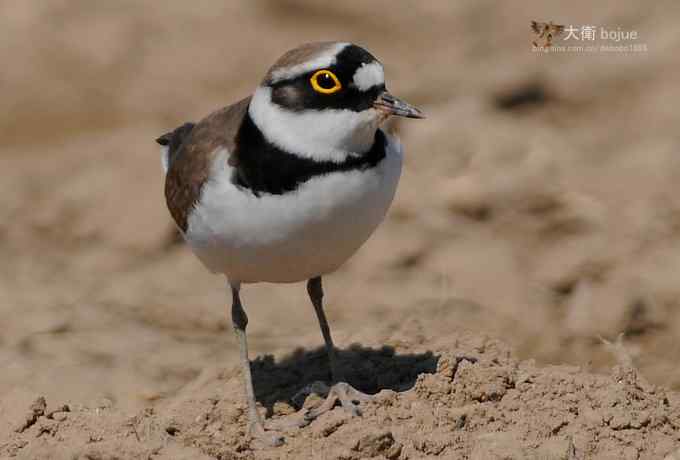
top-left (164, 96), bottom-right (251, 232)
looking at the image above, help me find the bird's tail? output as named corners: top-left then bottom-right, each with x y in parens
top-left (156, 122), bottom-right (195, 173)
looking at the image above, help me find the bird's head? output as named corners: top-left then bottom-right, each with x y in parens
top-left (248, 42), bottom-right (424, 162)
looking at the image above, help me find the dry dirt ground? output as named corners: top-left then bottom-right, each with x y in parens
top-left (1, 1), bottom-right (680, 459)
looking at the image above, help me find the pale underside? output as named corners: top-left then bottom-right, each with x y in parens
top-left (183, 131), bottom-right (403, 283)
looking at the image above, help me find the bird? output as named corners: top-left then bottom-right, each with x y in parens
top-left (531, 20), bottom-right (565, 48)
top-left (156, 41), bottom-right (424, 446)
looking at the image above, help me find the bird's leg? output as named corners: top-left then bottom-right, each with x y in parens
top-left (266, 277), bottom-right (375, 432)
top-left (307, 276), bottom-right (340, 379)
top-left (302, 277), bottom-right (372, 417)
top-left (229, 281), bottom-right (283, 446)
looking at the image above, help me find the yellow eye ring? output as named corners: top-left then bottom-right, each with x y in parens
top-left (310, 70), bottom-right (342, 94)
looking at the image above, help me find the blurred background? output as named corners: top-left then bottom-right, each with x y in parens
top-left (1, 1), bottom-right (679, 412)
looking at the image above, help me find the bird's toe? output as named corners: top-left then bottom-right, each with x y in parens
top-left (333, 382), bottom-right (372, 416)
top-left (249, 421), bottom-right (284, 447)
top-left (297, 381), bottom-right (374, 421)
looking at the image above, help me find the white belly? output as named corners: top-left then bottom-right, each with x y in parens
top-left (184, 134), bottom-right (403, 283)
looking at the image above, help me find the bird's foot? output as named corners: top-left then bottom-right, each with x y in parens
top-left (309, 381), bottom-right (372, 418)
top-left (249, 420), bottom-right (284, 447)
top-left (267, 382), bottom-right (376, 433)
top-left (295, 381), bottom-right (373, 421)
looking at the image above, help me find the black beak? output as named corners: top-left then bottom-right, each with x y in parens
top-left (374, 91), bottom-right (425, 119)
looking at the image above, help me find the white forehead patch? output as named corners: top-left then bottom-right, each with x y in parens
top-left (269, 42), bottom-right (349, 83)
top-left (352, 62), bottom-right (384, 91)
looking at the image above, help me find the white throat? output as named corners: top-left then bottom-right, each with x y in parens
top-left (248, 86), bottom-right (381, 162)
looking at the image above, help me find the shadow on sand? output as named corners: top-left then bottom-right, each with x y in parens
top-left (251, 344), bottom-right (438, 414)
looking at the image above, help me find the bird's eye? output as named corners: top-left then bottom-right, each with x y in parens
top-left (310, 70), bottom-right (342, 94)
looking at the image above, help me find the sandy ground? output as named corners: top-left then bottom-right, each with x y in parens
top-left (3, 323), bottom-right (680, 459)
top-left (1, 1), bottom-right (680, 458)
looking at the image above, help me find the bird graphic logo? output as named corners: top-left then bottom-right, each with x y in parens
top-left (531, 20), bottom-right (565, 48)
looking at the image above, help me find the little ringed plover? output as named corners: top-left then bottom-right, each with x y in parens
top-left (156, 41), bottom-right (424, 446)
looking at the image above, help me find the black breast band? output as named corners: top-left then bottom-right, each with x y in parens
top-left (232, 113), bottom-right (386, 195)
